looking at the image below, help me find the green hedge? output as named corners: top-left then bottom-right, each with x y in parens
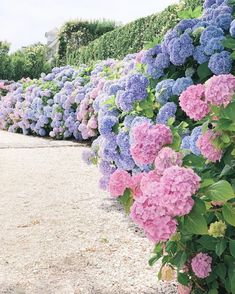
top-left (57, 19), bottom-right (118, 65)
top-left (69, 0), bottom-right (203, 65)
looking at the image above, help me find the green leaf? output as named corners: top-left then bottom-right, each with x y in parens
top-left (184, 201), bottom-right (208, 235)
top-left (208, 289), bottom-right (218, 294)
top-left (197, 62), bottom-right (212, 81)
top-left (171, 251), bottom-right (187, 269)
top-left (222, 36), bottom-right (235, 49)
top-left (215, 239), bottom-right (227, 257)
top-left (177, 272), bottom-right (190, 286)
top-left (228, 265), bottom-right (235, 293)
top-left (229, 239), bottom-right (235, 258)
top-left (200, 179), bottom-right (215, 189)
top-left (215, 263), bottom-right (226, 281)
top-left (118, 189), bottom-right (133, 213)
top-left (183, 154), bottom-right (206, 169)
top-left (222, 203), bottom-right (235, 226)
top-left (206, 180), bottom-right (234, 202)
top-left (148, 253), bottom-right (162, 266)
top-left (166, 241), bottom-right (177, 254)
top-left (197, 236), bottom-right (218, 250)
top-left (220, 101), bottom-right (235, 121)
top-left (154, 243), bottom-right (163, 254)
top-left (231, 51), bottom-right (235, 60)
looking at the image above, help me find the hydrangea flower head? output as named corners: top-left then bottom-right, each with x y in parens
top-left (197, 130), bottom-right (223, 162)
top-left (179, 84), bottom-right (210, 121)
top-left (155, 79), bottom-right (175, 105)
top-left (108, 169), bottom-right (132, 197)
top-left (159, 166), bottom-right (201, 217)
top-left (130, 122), bottom-right (173, 166)
top-left (172, 77), bottom-right (193, 96)
top-left (208, 51), bottom-right (232, 75)
top-left (191, 253), bottom-right (212, 278)
top-left (205, 74), bottom-right (235, 106)
top-left (154, 147), bottom-right (183, 175)
top-left (156, 102), bottom-right (177, 125)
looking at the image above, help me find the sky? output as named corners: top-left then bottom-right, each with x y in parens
top-left (0, 0), bottom-right (178, 52)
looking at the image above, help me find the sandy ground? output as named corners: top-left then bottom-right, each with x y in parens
top-left (0, 131), bottom-right (177, 294)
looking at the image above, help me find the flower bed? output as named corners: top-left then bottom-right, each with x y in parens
top-left (1, 0), bottom-right (235, 292)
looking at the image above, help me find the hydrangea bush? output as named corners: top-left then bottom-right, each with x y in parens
top-left (1, 0), bottom-right (235, 292)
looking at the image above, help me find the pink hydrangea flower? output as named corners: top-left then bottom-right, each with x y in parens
top-left (87, 116), bottom-right (98, 129)
top-left (136, 50), bottom-right (146, 63)
top-left (191, 253), bottom-right (212, 278)
top-left (108, 169), bottom-right (132, 197)
top-left (130, 122), bottom-right (173, 166)
top-left (154, 147), bottom-right (183, 175)
top-left (197, 130), bottom-right (223, 162)
top-left (130, 195), bottom-right (177, 243)
top-left (159, 166), bottom-right (201, 217)
top-left (140, 170), bottom-right (161, 198)
top-left (130, 173), bottom-right (146, 198)
top-left (144, 215), bottom-right (177, 243)
top-left (179, 84), bottom-right (210, 121)
top-left (178, 284), bottom-right (192, 294)
top-left (205, 74), bottom-right (235, 107)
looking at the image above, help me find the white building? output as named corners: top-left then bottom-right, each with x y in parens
top-left (45, 28), bottom-right (59, 61)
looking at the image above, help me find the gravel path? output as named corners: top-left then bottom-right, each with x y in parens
top-left (0, 131), bottom-right (177, 294)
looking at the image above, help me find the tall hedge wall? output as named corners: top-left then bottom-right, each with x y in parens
top-left (57, 19), bottom-right (118, 65)
top-left (68, 0), bottom-right (203, 65)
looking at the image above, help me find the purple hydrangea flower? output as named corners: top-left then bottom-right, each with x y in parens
top-left (169, 33), bottom-right (194, 66)
top-left (172, 77), bottom-right (193, 96)
top-left (156, 102), bottom-right (177, 124)
top-left (204, 37), bottom-right (224, 55)
top-left (208, 50), bottom-right (232, 75)
top-left (98, 115), bottom-right (118, 136)
top-left (155, 79), bottom-right (175, 104)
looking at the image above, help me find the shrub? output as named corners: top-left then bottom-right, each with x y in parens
top-left (69, 0), bottom-right (203, 65)
top-left (57, 19), bottom-right (118, 65)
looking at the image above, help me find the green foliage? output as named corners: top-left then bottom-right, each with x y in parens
top-left (0, 41), bottom-right (12, 80)
top-left (0, 43), bottom-right (52, 81)
top-left (57, 19), bottom-right (118, 65)
top-left (67, 0), bottom-right (203, 65)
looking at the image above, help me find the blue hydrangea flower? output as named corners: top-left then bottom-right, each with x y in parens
top-left (204, 37), bottom-right (224, 55)
top-left (175, 19), bottom-right (200, 33)
top-left (154, 53), bottom-right (170, 69)
top-left (99, 160), bottom-right (116, 175)
top-left (190, 126), bottom-right (202, 155)
top-left (126, 73), bottom-right (149, 100)
top-left (156, 102), bottom-right (177, 124)
top-left (155, 79), bottom-right (175, 104)
top-left (115, 90), bottom-right (135, 112)
top-left (123, 115), bottom-right (135, 129)
top-left (141, 45), bottom-right (162, 65)
top-left (230, 19), bottom-right (235, 37)
top-left (102, 134), bottom-right (119, 162)
top-left (181, 136), bottom-right (191, 150)
top-left (98, 116), bottom-right (118, 136)
top-left (172, 77), bottom-right (193, 96)
top-left (115, 154), bottom-right (136, 171)
top-left (169, 33), bottom-right (194, 66)
top-left (82, 149), bottom-right (95, 165)
top-left (146, 66), bottom-right (164, 79)
top-left (161, 29), bottom-right (179, 55)
top-left (208, 50), bottom-right (232, 75)
top-left (216, 13), bottom-right (232, 30)
top-left (108, 84), bottom-right (123, 95)
top-left (116, 130), bottom-right (131, 155)
top-left (203, 0), bottom-right (216, 8)
top-left (130, 116), bottom-right (152, 128)
top-left (193, 45), bottom-right (210, 64)
top-left (200, 26), bottom-right (224, 46)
